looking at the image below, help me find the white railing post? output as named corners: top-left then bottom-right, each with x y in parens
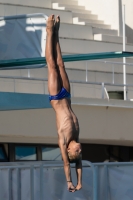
top-left (28, 69), bottom-right (30, 78)
top-left (40, 164), bottom-right (43, 200)
top-left (86, 61), bottom-right (88, 82)
top-left (30, 166), bottom-right (34, 200)
top-left (104, 87), bottom-right (109, 100)
top-left (102, 82), bottom-right (104, 99)
top-left (8, 169), bottom-right (12, 200)
top-left (112, 64), bottom-right (114, 84)
top-left (43, 81), bottom-right (45, 94)
top-left (93, 166), bottom-right (98, 200)
top-left (104, 165), bottom-right (108, 199)
top-left (17, 168), bottom-right (21, 200)
top-left (14, 79), bottom-right (16, 93)
top-left (123, 5), bottom-right (127, 100)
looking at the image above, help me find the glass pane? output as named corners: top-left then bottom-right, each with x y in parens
top-left (15, 146), bottom-right (36, 160)
top-left (42, 147), bottom-right (61, 160)
top-left (0, 147), bottom-right (6, 160)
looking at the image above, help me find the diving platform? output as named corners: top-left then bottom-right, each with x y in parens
top-left (0, 51), bottom-right (133, 69)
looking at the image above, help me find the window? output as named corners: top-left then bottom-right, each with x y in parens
top-left (0, 147), bottom-right (5, 160)
top-left (15, 146), bottom-right (37, 161)
top-left (42, 147), bottom-right (61, 161)
top-left (8, 144), bottom-right (61, 162)
top-left (0, 146), bottom-right (7, 161)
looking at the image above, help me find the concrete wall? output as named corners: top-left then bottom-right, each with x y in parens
top-left (1, 74), bottom-right (133, 100)
top-left (0, 3), bottom-right (72, 23)
top-left (0, 102), bottom-right (133, 146)
top-left (1, 0), bottom-right (133, 44)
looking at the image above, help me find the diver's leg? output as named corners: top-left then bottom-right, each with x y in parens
top-left (45, 15), bottom-right (61, 95)
top-left (53, 16), bottom-right (70, 93)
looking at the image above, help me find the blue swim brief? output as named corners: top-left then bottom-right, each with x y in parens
top-left (49, 87), bottom-right (71, 101)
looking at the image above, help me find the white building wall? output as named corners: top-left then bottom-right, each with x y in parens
top-left (0, 103), bottom-right (133, 146)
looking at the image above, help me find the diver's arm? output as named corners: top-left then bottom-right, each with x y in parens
top-left (58, 139), bottom-right (75, 192)
top-left (75, 159), bottom-right (82, 190)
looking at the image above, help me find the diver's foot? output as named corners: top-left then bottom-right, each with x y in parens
top-left (54, 15), bottom-right (60, 34)
top-left (46, 15), bottom-right (55, 34)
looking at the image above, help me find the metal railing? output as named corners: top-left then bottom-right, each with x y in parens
top-left (0, 160), bottom-right (133, 200)
top-left (93, 161), bottom-right (133, 200)
top-left (0, 160), bottom-right (92, 200)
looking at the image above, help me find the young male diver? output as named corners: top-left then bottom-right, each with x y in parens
top-left (45, 15), bottom-right (82, 192)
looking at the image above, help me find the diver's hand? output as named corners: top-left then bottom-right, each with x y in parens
top-left (67, 182), bottom-right (75, 192)
top-left (75, 183), bottom-right (82, 191)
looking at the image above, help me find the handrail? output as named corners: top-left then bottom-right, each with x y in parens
top-left (0, 160), bottom-right (92, 168)
top-left (90, 59), bottom-right (133, 66)
top-left (93, 161), bottom-right (133, 166)
top-left (0, 75), bottom-right (133, 87)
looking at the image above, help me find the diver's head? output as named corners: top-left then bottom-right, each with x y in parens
top-left (67, 141), bottom-right (82, 163)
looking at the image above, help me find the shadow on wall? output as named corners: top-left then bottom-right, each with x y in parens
top-left (0, 14), bottom-right (47, 69)
top-left (126, 24), bottom-right (133, 44)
